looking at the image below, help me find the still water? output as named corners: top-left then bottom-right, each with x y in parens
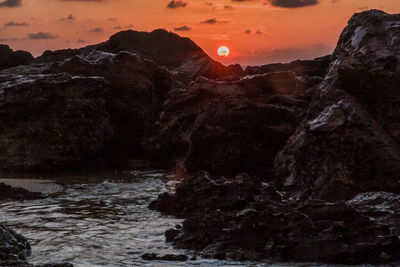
top-left (0, 170), bottom-right (390, 267)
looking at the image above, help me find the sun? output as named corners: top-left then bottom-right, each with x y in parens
top-left (217, 46), bottom-right (230, 57)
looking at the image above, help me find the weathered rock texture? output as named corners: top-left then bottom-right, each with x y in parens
top-left (0, 51), bottom-right (171, 172)
top-left (151, 9), bottom-right (400, 265)
top-left (274, 9), bottom-right (400, 201)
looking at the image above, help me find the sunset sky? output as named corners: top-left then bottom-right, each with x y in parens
top-left (0, 0), bottom-right (399, 66)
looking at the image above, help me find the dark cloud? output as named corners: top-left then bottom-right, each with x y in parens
top-left (224, 5), bottom-right (233, 10)
top-left (174, 25), bottom-right (191, 31)
top-left (167, 0), bottom-right (187, 8)
top-left (244, 29), bottom-right (252, 34)
top-left (268, 0), bottom-right (319, 8)
top-left (28, 32), bottom-right (57, 40)
top-left (0, 0), bottom-right (22, 8)
top-left (89, 27), bottom-right (104, 33)
top-left (5, 21), bottom-right (29, 27)
top-left (59, 14), bottom-right (75, 21)
top-left (76, 39), bottom-right (87, 44)
top-left (256, 30), bottom-right (263, 34)
top-left (200, 18), bottom-right (229, 24)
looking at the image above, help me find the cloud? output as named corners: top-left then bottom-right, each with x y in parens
top-left (174, 25), bottom-right (191, 31)
top-left (267, 0), bottom-right (319, 8)
top-left (76, 39), bottom-right (87, 44)
top-left (59, 14), bottom-right (75, 21)
top-left (167, 0), bottom-right (187, 8)
top-left (0, 0), bottom-right (22, 8)
top-left (244, 29), bottom-right (252, 34)
top-left (28, 32), bottom-right (57, 39)
top-left (256, 30), bottom-right (263, 34)
top-left (200, 18), bottom-right (230, 24)
top-left (5, 21), bottom-right (29, 27)
top-left (89, 27), bottom-right (103, 33)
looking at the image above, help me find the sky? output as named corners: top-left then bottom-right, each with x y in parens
top-left (0, 0), bottom-right (399, 66)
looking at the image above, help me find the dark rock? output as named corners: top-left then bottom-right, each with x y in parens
top-left (0, 51), bottom-right (172, 172)
top-left (145, 72), bottom-right (313, 176)
top-left (141, 253), bottom-right (188, 261)
top-left (152, 171), bottom-right (400, 264)
top-left (245, 55), bottom-right (331, 78)
top-left (273, 10), bottom-right (400, 201)
top-left (0, 182), bottom-right (44, 201)
top-left (36, 29), bottom-right (244, 80)
top-left (0, 44), bottom-right (33, 71)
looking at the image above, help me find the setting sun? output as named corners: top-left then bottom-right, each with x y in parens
top-left (217, 46), bottom-right (230, 57)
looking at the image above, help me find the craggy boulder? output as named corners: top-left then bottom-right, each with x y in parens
top-left (0, 45), bottom-right (33, 71)
top-left (146, 71), bottom-right (315, 176)
top-left (274, 10), bottom-right (400, 201)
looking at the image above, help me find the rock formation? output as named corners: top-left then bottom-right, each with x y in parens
top-left (0, 45), bottom-right (33, 71)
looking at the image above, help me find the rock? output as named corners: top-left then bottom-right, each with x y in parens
top-left (141, 253), bottom-right (188, 261)
top-left (0, 44), bottom-right (33, 71)
top-left (273, 10), bottom-right (400, 201)
top-left (36, 29), bottom-right (244, 80)
top-left (245, 55), bottom-right (331, 78)
top-left (0, 182), bottom-right (44, 201)
top-left (152, 171), bottom-right (400, 264)
top-left (145, 72), bottom-right (313, 176)
top-left (0, 51), bottom-right (172, 172)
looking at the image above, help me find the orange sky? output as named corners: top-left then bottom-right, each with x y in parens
top-left (0, 0), bottom-right (399, 65)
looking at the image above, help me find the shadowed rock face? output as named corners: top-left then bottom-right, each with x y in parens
top-left (0, 51), bottom-right (172, 172)
top-left (0, 44), bottom-right (33, 71)
top-left (274, 9), bottom-right (400, 201)
top-left (145, 71), bottom-right (316, 176)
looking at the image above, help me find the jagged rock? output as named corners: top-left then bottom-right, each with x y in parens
top-left (152, 171), bottom-right (400, 264)
top-left (273, 10), bottom-right (400, 201)
top-left (145, 72), bottom-right (313, 176)
top-left (0, 45), bottom-right (33, 71)
top-left (36, 29), bottom-right (244, 80)
top-left (0, 51), bottom-right (172, 172)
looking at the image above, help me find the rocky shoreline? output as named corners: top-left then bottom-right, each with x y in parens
top-left (0, 9), bottom-right (399, 266)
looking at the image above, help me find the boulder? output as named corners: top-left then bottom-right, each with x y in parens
top-left (145, 71), bottom-right (315, 176)
top-left (273, 10), bottom-right (400, 201)
top-left (0, 44), bottom-right (33, 71)
top-left (0, 51), bottom-right (172, 172)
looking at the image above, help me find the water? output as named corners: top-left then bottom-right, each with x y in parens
top-left (0, 170), bottom-right (387, 267)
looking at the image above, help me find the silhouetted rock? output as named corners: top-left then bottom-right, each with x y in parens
top-left (141, 253), bottom-right (188, 261)
top-left (0, 44), bottom-right (33, 71)
top-left (274, 9), bottom-right (400, 201)
top-left (36, 29), bottom-right (244, 80)
top-left (245, 55), bottom-right (331, 78)
top-left (145, 71), bottom-right (314, 176)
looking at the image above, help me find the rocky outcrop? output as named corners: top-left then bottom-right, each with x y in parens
top-left (0, 51), bottom-right (172, 172)
top-left (0, 45), bottom-right (33, 71)
top-left (274, 9), bottom-right (400, 201)
top-left (145, 71), bottom-right (317, 176)
top-left (36, 30), bottom-right (244, 80)
top-left (151, 9), bottom-right (400, 265)
top-left (245, 55), bottom-right (331, 78)
top-left (151, 171), bottom-right (400, 264)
